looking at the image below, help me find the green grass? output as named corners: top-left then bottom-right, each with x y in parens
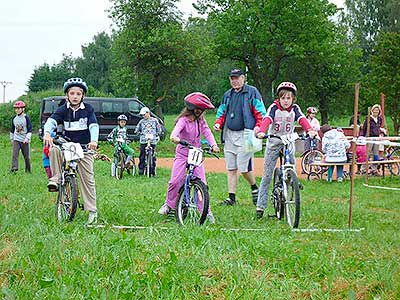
top-left (1, 134), bottom-right (399, 299)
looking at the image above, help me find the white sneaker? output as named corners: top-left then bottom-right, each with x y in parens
top-left (87, 211), bottom-right (98, 224)
top-left (207, 213), bottom-right (215, 224)
top-left (158, 204), bottom-right (170, 215)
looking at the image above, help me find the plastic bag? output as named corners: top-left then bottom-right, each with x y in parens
top-left (244, 129), bottom-right (263, 153)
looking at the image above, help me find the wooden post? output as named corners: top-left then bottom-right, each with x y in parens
top-left (349, 83), bottom-right (359, 228)
top-left (365, 107), bottom-right (371, 186)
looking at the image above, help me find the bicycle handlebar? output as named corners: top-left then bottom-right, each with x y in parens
top-left (178, 140), bottom-right (220, 159)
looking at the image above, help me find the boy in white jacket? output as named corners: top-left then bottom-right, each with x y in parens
top-left (321, 124), bottom-right (350, 182)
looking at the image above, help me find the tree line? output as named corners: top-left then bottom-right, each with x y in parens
top-left (26, 0), bottom-right (399, 133)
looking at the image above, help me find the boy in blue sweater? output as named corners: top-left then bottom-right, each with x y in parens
top-left (43, 77), bottom-right (99, 224)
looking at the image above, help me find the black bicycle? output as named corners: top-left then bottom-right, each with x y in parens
top-left (54, 137), bottom-right (93, 222)
top-left (143, 133), bottom-right (157, 177)
top-left (111, 138), bottom-right (137, 180)
top-left (176, 141), bottom-right (219, 226)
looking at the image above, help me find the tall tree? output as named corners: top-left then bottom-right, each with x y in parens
top-left (196, 0), bottom-right (341, 102)
top-left (75, 32), bottom-right (114, 94)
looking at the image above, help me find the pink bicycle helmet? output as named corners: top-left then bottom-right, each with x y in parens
top-left (184, 92), bottom-right (215, 110)
top-left (307, 107), bottom-right (318, 114)
top-left (13, 100), bottom-right (26, 108)
top-left (277, 82), bottom-right (297, 96)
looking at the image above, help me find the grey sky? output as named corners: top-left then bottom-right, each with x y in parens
top-left (0, 0), bottom-right (344, 103)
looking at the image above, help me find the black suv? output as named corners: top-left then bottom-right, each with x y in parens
top-left (38, 96), bottom-right (167, 141)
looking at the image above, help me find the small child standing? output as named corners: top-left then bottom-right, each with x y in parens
top-left (10, 100), bottom-right (32, 173)
top-left (255, 82), bottom-right (317, 218)
top-left (158, 92), bottom-right (219, 223)
top-left (134, 107), bottom-right (162, 176)
top-left (304, 106), bottom-right (321, 152)
top-left (107, 114), bottom-right (135, 170)
top-left (321, 124), bottom-right (351, 182)
top-left (355, 137), bottom-right (367, 174)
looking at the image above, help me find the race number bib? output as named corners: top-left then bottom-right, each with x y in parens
top-left (62, 142), bottom-right (84, 161)
top-left (187, 148), bottom-right (203, 166)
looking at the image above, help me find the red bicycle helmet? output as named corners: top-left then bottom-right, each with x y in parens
top-left (307, 107), bottom-right (318, 114)
top-left (276, 82), bottom-right (297, 96)
top-left (13, 100), bottom-right (26, 108)
top-left (184, 92), bottom-right (215, 110)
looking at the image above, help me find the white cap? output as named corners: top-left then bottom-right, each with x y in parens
top-left (139, 107), bottom-right (150, 115)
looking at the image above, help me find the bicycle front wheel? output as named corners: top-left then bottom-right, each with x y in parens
top-left (283, 169), bottom-right (300, 228)
top-left (270, 168), bottom-right (284, 220)
top-left (301, 150), bottom-right (323, 175)
top-left (115, 153), bottom-right (124, 180)
top-left (127, 156), bottom-right (137, 177)
top-left (145, 150), bottom-right (152, 178)
top-left (176, 179), bottom-right (209, 226)
top-left (389, 148), bottom-right (400, 176)
top-left (56, 175), bottom-right (78, 222)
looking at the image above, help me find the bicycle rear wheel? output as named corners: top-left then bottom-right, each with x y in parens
top-left (389, 148), bottom-right (400, 176)
top-left (145, 150), bottom-right (152, 178)
top-left (115, 153), bottom-right (124, 180)
top-left (270, 168), bottom-right (284, 220)
top-left (127, 156), bottom-right (137, 176)
top-left (283, 169), bottom-right (301, 228)
top-left (176, 179), bottom-right (209, 226)
top-left (56, 175), bottom-right (78, 222)
top-left (301, 150), bottom-right (323, 175)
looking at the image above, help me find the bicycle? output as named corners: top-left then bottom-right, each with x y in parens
top-left (267, 133), bottom-right (305, 228)
top-left (301, 136), bottom-right (325, 175)
top-left (110, 138), bottom-right (137, 180)
top-left (54, 136), bottom-right (93, 222)
top-left (175, 141), bottom-right (219, 226)
top-left (143, 133), bottom-right (157, 177)
top-left (378, 145), bottom-right (400, 176)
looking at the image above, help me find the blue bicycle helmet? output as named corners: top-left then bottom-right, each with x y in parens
top-left (63, 77), bottom-right (88, 94)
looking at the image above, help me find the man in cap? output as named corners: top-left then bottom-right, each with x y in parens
top-left (214, 68), bottom-right (266, 206)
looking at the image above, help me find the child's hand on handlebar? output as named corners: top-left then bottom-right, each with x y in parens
top-left (43, 132), bottom-right (54, 147)
top-left (171, 136), bottom-right (180, 144)
top-left (88, 141), bottom-right (98, 150)
top-left (307, 130), bottom-right (318, 139)
top-left (256, 132), bottom-right (266, 139)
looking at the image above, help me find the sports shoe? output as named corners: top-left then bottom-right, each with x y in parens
top-left (219, 198), bottom-right (236, 206)
top-left (298, 183), bottom-right (304, 190)
top-left (158, 204), bottom-right (170, 215)
top-left (47, 181), bottom-right (58, 192)
top-left (256, 209), bottom-right (264, 219)
top-left (87, 211), bottom-right (98, 225)
top-left (251, 189), bottom-right (259, 206)
top-left (337, 177), bottom-right (343, 183)
top-left (207, 213), bottom-right (215, 224)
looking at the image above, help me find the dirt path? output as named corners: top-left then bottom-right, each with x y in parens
top-left (156, 157), bottom-right (308, 179)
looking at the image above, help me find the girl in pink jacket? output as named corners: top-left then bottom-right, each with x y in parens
top-left (158, 93), bottom-right (220, 223)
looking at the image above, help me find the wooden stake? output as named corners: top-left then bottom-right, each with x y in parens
top-left (349, 83), bottom-right (359, 228)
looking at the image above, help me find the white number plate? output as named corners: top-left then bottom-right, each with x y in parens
top-left (187, 148), bottom-right (203, 166)
top-left (62, 142), bottom-right (84, 161)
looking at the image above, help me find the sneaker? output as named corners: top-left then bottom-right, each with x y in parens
top-left (219, 198), bottom-right (236, 206)
top-left (87, 211), bottom-right (98, 225)
top-left (207, 213), bottom-right (215, 224)
top-left (298, 183), bottom-right (304, 190)
top-left (47, 181), bottom-right (58, 192)
top-left (256, 209), bottom-right (264, 219)
top-left (158, 204), bottom-right (170, 215)
top-left (337, 177), bottom-right (343, 182)
top-left (251, 189), bottom-right (259, 206)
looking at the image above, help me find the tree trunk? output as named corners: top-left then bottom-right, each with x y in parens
top-left (318, 91), bottom-right (329, 125)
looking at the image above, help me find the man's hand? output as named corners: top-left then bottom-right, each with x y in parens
top-left (88, 141), bottom-right (98, 150)
top-left (212, 145), bottom-right (220, 153)
top-left (43, 132), bottom-right (53, 147)
top-left (213, 123), bottom-right (221, 131)
top-left (171, 136), bottom-right (180, 144)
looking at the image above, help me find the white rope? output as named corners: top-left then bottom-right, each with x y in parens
top-left (85, 224), bottom-right (366, 232)
top-left (362, 183), bottom-right (400, 191)
top-left (293, 228), bottom-right (365, 233)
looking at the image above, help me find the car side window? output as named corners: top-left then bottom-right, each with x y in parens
top-left (128, 101), bottom-right (141, 113)
top-left (102, 101), bottom-right (124, 118)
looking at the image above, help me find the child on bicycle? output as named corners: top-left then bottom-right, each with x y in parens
top-left (321, 124), bottom-right (350, 182)
top-left (134, 107), bottom-right (162, 176)
top-left (107, 114), bottom-right (135, 170)
top-left (158, 92), bottom-right (220, 223)
top-left (43, 77), bottom-right (99, 224)
top-left (255, 82), bottom-right (317, 218)
top-left (10, 100), bottom-right (32, 173)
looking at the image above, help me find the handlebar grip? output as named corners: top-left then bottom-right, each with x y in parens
top-left (179, 140), bottom-right (190, 146)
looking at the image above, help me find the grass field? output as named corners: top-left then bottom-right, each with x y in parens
top-left (0, 133), bottom-right (399, 299)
